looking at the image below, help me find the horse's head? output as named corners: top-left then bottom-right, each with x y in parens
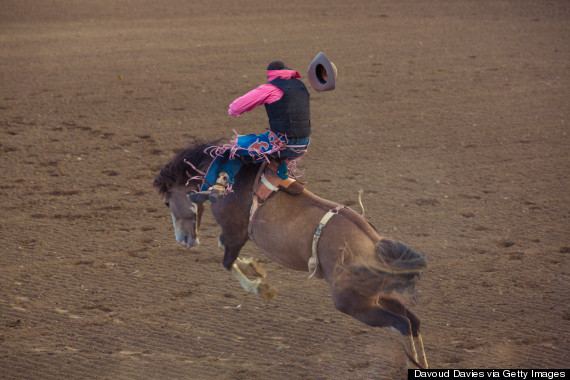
top-left (162, 186), bottom-right (204, 248)
top-left (153, 140), bottom-right (220, 249)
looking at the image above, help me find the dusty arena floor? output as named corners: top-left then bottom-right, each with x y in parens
top-left (1, 1), bottom-right (569, 379)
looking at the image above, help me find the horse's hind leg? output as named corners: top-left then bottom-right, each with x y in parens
top-left (379, 297), bottom-right (428, 369)
top-left (416, 334), bottom-right (428, 369)
top-left (332, 290), bottom-right (422, 368)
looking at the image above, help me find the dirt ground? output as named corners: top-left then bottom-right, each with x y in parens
top-left (1, 0), bottom-right (569, 379)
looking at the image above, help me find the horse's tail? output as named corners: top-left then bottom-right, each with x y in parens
top-left (334, 238), bottom-right (427, 298)
top-left (375, 239), bottom-right (427, 275)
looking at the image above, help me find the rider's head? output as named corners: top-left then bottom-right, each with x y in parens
top-left (267, 60), bottom-right (287, 71)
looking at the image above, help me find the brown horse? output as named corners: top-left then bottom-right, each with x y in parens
top-left (153, 140), bottom-right (429, 369)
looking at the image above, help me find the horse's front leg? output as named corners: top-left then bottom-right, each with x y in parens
top-left (219, 237), bottom-right (266, 278)
top-left (230, 262), bottom-right (276, 300)
top-left (221, 238), bottom-right (276, 300)
top-left (235, 257), bottom-right (266, 278)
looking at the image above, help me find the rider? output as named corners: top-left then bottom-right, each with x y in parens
top-left (190, 60), bottom-right (311, 203)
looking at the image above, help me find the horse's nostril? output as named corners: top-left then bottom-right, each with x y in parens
top-left (177, 240), bottom-right (189, 248)
top-left (176, 235), bottom-right (199, 248)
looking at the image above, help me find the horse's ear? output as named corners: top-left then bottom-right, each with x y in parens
top-left (307, 52), bottom-right (337, 92)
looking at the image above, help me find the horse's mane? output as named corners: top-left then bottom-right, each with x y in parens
top-left (153, 139), bottom-right (223, 195)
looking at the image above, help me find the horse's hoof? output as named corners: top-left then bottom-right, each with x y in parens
top-left (246, 260), bottom-right (266, 278)
top-left (257, 283), bottom-right (277, 300)
top-left (236, 258), bottom-right (266, 278)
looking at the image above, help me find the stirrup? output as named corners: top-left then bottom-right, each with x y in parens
top-left (190, 172), bottom-right (229, 204)
top-left (210, 172), bottom-right (229, 202)
top-left (207, 185), bottom-right (224, 203)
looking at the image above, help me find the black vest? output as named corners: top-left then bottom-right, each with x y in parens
top-left (264, 78), bottom-right (311, 138)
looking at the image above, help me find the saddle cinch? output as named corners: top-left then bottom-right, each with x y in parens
top-left (253, 159), bottom-right (304, 201)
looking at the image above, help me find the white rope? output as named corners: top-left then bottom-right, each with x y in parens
top-left (309, 206), bottom-right (342, 279)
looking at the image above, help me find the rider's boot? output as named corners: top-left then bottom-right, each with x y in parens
top-left (189, 172), bottom-right (230, 204)
top-left (207, 172), bottom-right (230, 202)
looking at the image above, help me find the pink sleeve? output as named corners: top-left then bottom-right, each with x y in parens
top-left (228, 84), bottom-right (283, 117)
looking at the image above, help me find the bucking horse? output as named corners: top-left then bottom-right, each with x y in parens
top-left (153, 139), bottom-right (429, 369)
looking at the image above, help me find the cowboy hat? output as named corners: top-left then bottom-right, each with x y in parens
top-left (307, 52), bottom-right (337, 91)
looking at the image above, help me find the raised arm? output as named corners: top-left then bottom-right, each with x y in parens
top-left (228, 84), bottom-right (283, 117)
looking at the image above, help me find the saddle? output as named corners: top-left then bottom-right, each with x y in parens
top-left (247, 158), bottom-right (303, 240)
top-left (253, 159), bottom-right (304, 201)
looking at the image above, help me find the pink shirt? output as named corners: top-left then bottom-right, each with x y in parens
top-left (228, 69), bottom-right (302, 117)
